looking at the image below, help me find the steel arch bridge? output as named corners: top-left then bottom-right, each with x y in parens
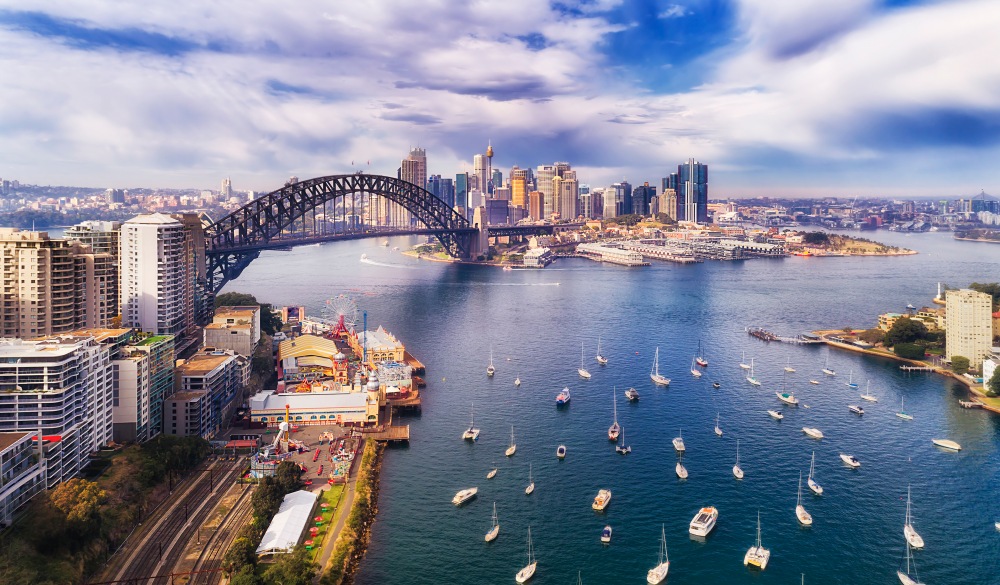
top-left (205, 173), bottom-right (477, 292)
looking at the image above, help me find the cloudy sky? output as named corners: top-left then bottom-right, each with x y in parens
top-left (1, 0), bottom-right (998, 197)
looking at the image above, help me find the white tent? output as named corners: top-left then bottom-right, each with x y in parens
top-left (256, 490), bottom-right (318, 557)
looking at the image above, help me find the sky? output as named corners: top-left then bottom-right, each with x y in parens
top-left (0, 0), bottom-right (999, 197)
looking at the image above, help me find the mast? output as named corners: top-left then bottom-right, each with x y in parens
top-left (613, 387), bottom-right (618, 424)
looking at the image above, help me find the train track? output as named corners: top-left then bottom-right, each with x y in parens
top-left (188, 483), bottom-right (254, 585)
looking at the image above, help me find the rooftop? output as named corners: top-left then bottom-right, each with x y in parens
top-left (249, 389), bottom-right (370, 411)
top-left (0, 337), bottom-right (88, 359)
top-left (214, 306), bottom-right (259, 319)
top-left (67, 328), bottom-right (133, 344)
top-left (0, 431), bottom-right (33, 452)
top-left (279, 335), bottom-right (340, 360)
top-left (177, 351), bottom-right (236, 376)
top-left (134, 335), bottom-right (173, 347)
top-left (256, 490), bottom-right (318, 556)
top-left (168, 390), bottom-right (207, 402)
top-left (124, 212), bottom-right (181, 226)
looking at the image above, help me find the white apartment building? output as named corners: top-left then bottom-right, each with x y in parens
top-left (0, 431), bottom-right (45, 527)
top-left (120, 214), bottom-right (187, 336)
top-left (169, 349), bottom-right (249, 438)
top-left (945, 289), bottom-right (994, 369)
top-left (203, 306), bottom-right (261, 357)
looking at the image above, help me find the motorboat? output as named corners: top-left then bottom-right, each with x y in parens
top-left (625, 387), bottom-right (640, 401)
top-left (556, 445), bottom-right (566, 459)
top-left (556, 387), bottom-right (571, 406)
top-left (807, 451), bottom-right (823, 495)
top-left (768, 409), bottom-right (784, 420)
top-left (608, 388), bottom-right (621, 441)
top-left (695, 341), bottom-right (708, 367)
top-left (596, 336), bottom-right (608, 365)
top-left (848, 404), bottom-right (865, 415)
top-left (840, 453), bottom-right (861, 468)
top-left (712, 381), bottom-right (721, 389)
top-left (514, 375), bottom-right (521, 387)
top-left (676, 461), bottom-right (688, 479)
top-left (578, 343), bottom-right (592, 379)
top-left (795, 472), bottom-right (813, 526)
top-left (485, 502), bottom-right (500, 542)
top-left (524, 463), bottom-right (535, 495)
top-left (688, 506), bottom-right (718, 537)
top-left (896, 397), bottom-right (913, 420)
top-left (600, 525), bottom-right (612, 544)
top-left (360, 253), bottom-right (368, 261)
top-left (646, 524), bottom-right (670, 584)
top-left (733, 439), bottom-right (745, 479)
top-left (672, 430), bottom-right (686, 453)
top-left (502, 264), bottom-right (513, 271)
top-left (452, 487), bottom-right (478, 506)
top-left (592, 489), bottom-right (612, 511)
top-left (462, 403), bottom-right (481, 441)
top-left (904, 486), bottom-right (924, 549)
top-left (650, 347), bottom-right (671, 386)
top-left (515, 527), bottom-right (537, 583)
top-left (802, 427), bottom-right (824, 439)
top-left (932, 438), bottom-right (961, 451)
top-left (809, 379), bottom-right (820, 385)
top-left (776, 391), bottom-right (799, 405)
top-left (743, 512), bottom-right (770, 570)
top-left (505, 426), bottom-right (517, 457)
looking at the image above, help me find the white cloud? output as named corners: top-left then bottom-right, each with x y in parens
top-left (658, 5), bottom-right (687, 19)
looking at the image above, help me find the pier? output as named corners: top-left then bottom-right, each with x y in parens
top-left (959, 400), bottom-right (983, 409)
top-left (367, 425), bottom-right (411, 443)
top-left (900, 365), bottom-right (936, 371)
top-left (404, 350), bottom-right (425, 374)
top-left (747, 327), bottom-right (824, 344)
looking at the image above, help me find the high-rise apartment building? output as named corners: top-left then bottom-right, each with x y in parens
top-left (662, 188), bottom-right (678, 221)
top-left (945, 289), bottom-right (994, 369)
top-left (678, 158), bottom-right (708, 223)
top-left (65, 221), bottom-right (121, 260)
top-left (120, 214), bottom-right (187, 337)
top-left (221, 177), bottom-right (233, 199)
top-left (114, 334), bottom-right (175, 442)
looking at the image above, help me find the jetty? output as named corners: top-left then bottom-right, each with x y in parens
top-left (959, 400), bottom-right (983, 409)
top-left (900, 365), bottom-right (936, 372)
top-left (358, 424), bottom-right (411, 443)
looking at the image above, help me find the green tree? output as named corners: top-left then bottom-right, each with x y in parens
top-left (50, 478), bottom-right (106, 526)
top-left (968, 282), bottom-right (1000, 310)
top-left (275, 460), bottom-right (302, 494)
top-left (950, 355), bottom-right (970, 375)
top-left (986, 367), bottom-right (1000, 397)
top-left (261, 547), bottom-right (317, 585)
top-left (885, 317), bottom-right (928, 347)
top-left (230, 565), bottom-right (264, 585)
top-left (215, 292), bottom-right (284, 335)
top-left (654, 212), bottom-right (676, 225)
top-left (802, 231), bottom-right (830, 245)
top-left (252, 476), bottom-right (284, 521)
top-left (224, 537), bottom-right (258, 574)
top-left (858, 329), bottom-right (886, 344)
top-left (894, 343), bottom-right (925, 360)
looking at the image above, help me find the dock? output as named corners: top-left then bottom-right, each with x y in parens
top-left (747, 327), bottom-right (780, 342)
top-left (366, 425), bottom-right (410, 443)
top-left (404, 351), bottom-right (425, 374)
top-left (900, 365), bottom-right (936, 371)
top-left (959, 400), bottom-right (983, 409)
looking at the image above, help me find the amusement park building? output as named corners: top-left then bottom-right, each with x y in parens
top-left (248, 389), bottom-right (379, 426)
top-left (277, 334), bottom-right (350, 383)
top-left (348, 326), bottom-right (405, 366)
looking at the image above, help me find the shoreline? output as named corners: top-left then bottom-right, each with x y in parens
top-left (953, 236), bottom-right (1000, 245)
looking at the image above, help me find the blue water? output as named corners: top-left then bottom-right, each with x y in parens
top-left (224, 232), bottom-right (1000, 584)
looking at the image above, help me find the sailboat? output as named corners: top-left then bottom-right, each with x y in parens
top-left (861, 380), bottom-right (878, 402)
top-left (896, 397), bottom-right (914, 420)
top-left (897, 534), bottom-right (925, 585)
top-left (740, 350), bottom-right (751, 370)
top-left (650, 347), bottom-right (671, 386)
top-left (822, 355), bottom-right (836, 376)
top-left (616, 426), bottom-right (631, 454)
top-left (485, 502), bottom-right (500, 542)
top-left (784, 358), bottom-right (796, 373)
top-left (462, 403), bottom-right (480, 441)
top-left (690, 356), bottom-right (702, 378)
top-left (608, 388), bottom-right (621, 441)
top-left (487, 462), bottom-right (498, 479)
top-left (646, 524), bottom-right (670, 584)
top-left (673, 429), bottom-right (686, 453)
top-left (578, 343), bottom-right (592, 379)
top-left (904, 486), bottom-right (924, 548)
top-left (675, 457), bottom-right (688, 479)
top-left (505, 426), bottom-right (517, 457)
top-left (733, 439), bottom-right (744, 479)
top-left (746, 358), bottom-right (761, 386)
top-left (807, 451), bottom-right (823, 495)
top-left (525, 463), bottom-right (535, 495)
top-left (596, 337), bottom-right (608, 365)
top-left (845, 370), bottom-right (859, 389)
top-left (775, 372), bottom-right (798, 405)
top-left (714, 413), bottom-right (723, 437)
top-left (743, 512), bottom-right (771, 570)
top-left (795, 472), bottom-right (813, 526)
top-left (514, 526), bottom-right (537, 583)
top-left (487, 346), bottom-right (496, 377)
top-left (695, 341), bottom-right (708, 367)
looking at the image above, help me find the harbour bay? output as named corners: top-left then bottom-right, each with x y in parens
top-left (224, 231), bottom-right (1000, 584)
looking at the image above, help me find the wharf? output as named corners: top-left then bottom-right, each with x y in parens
top-left (404, 350), bottom-right (425, 374)
top-left (747, 327), bottom-right (779, 342)
top-left (900, 365), bottom-right (936, 371)
top-left (959, 400), bottom-right (983, 409)
top-left (619, 242), bottom-right (699, 264)
top-left (365, 425), bottom-right (410, 443)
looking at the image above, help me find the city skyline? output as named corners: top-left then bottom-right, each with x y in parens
top-left (0, 1), bottom-right (999, 196)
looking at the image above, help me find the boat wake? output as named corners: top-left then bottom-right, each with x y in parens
top-left (360, 258), bottom-right (417, 269)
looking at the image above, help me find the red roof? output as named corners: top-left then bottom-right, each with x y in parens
top-left (224, 439), bottom-right (259, 448)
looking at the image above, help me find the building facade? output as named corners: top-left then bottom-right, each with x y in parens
top-left (945, 289), bottom-right (994, 369)
top-left (171, 349), bottom-right (249, 438)
top-left (120, 214), bottom-right (187, 336)
top-left (678, 158), bottom-right (708, 223)
top-left (204, 306), bottom-right (261, 357)
top-left (0, 431), bottom-right (45, 528)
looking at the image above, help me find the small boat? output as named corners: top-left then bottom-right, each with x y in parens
top-left (524, 463), bottom-right (534, 495)
top-left (502, 264), bottom-right (513, 271)
top-left (809, 379), bottom-right (820, 385)
top-left (462, 403), bottom-right (481, 441)
top-left (360, 253), bottom-right (368, 261)
top-left (807, 451), bottom-right (823, 495)
top-left (746, 359), bottom-right (761, 386)
top-left (784, 358), bottom-right (796, 373)
top-left (578, 344), bottom-right (592, 379)
top-left (822, 355), bottom-right (836, 376)
top-left (795, 472), bottom-right (813, 526)
top-left (840, 453), bottom-right (861, 468)
top-left (897, 532), bottom-right (925, 585)
top-left (505, 426), bottom-right (517, 457)
top-left (381, 239), bottom-right (389, 247)
top-left (768, 409), bottom-right (784, 420)
top-left (646, 524), bottom-right (670, 584)
top-left (608, 387), bottom-right (621, 441)
top-left (861, 380), bottom-right (878, 402)
top-left (695, 341), bottom-right (708, 367)
top-left (625, 387), bottom-right (639, 401)
top-left (487, 346), bottom-right (496, 377)
top-left (845, 370), bottom-right (859, 389)
top-left (514, 527), bottom-right (537, 584)
top-left (556, 387), bottom-right (571, 406)
top-left (556, 445), bottom-right (566, 459)
top-left (848, 404), bottom-right (865, 415)
top-left (453, 487), bottom-right (478, 506)
top-left (776, 391), bottom-right (799, 405)
top-left (600, 525), bottom-right (612, 544)
top-left (485, 502), bottom-right (500, 542)
top-left (995, 521), bottom-right (1000, 531)
top-left (487, 464), bottom-right (498, 479)
top-left (514, 373), bottom-right (521, 387)
top-left (592, 489), bottom-right (612, 511)
top-left (733, 439), bottom-right (745, 479)
top-left (392, 246), bottom-right (399, 250)
top-left (896, 398), bottom-right (913, 420)
top-left (802, 427), bottom-right (824, 439)
top-left (596, 336), bottom-right (608, 365)
top-left (932, 438), bottom-right (961, 451)
top-left (689, 506), bottom-right (718, 536)
top-left (904, 486), bottom-right (924, 549)
top-left (714, 413), bottom-right (723, 437)
top-left (744, 512), bottom-right (771, 570)
top-left (616, 427), bottom-right (632, 455)
top-left (650, 347), bottom-right (671, 386)
top-left (740, 351), bottom-right (751, 370)
top-left (676, 460), bottom-right (688, 479)
top-left (690, 357), bottom-right (702, 378)
top-left (672, 429), bottom-right (686, 453)
top-left (712, 381), bottom-right (721, 389)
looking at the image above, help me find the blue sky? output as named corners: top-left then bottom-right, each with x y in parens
top-left (0, 0), bottom-right (998, 197)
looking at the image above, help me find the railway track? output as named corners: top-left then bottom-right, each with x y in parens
top-left (188, 483), bottom-right (254, 585)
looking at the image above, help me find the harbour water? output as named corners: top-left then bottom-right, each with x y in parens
top-left (225, 232), bottom-right (1000, 584)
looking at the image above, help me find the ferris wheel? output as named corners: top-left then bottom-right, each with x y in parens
top-left (323, 294), bottom-right (359, 336)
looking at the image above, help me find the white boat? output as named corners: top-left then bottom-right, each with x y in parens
top-left (712, 381), bottom-right (721, 388)
top-left (592, 489), bottom-right (612, 511)
top-left (840, 453), bottom-right (861, 468)
top-left (809, 379), bottom-right (820, 385)
top-left (514, 527), bottom-right (537, 583)
top-left (625, 387), bottom-right (639, 401)
top-left (452, 487), bottom-right (478, 506)
top-left (676, 460), bottom-right (688, 479)
top-left (695, 341), bottom-right (708, 367)
top-left (646, 524), bottom-right (670, 584)
top-left (556, 387), bottom-right (571, 406)
top-left (525, 463), bottom-right (535, 495)
top-left (650, 347), bottom-right (671, 386)
top-left (609, 387), bottom-right (621, 441)
top-left (672, 429), bottom-right (686, 453)
top-left (487, 464), bottom-right (498, 479)
top-left (714, 413), bottom-right (723, 437)
top-left (514, 373), bottom-right (521, 387)
top-left (746, 358), bottom-right (761, 386)
top-left (932, 438), bottom-right (961, 451)
top-left (502, 264), bottom-right (513, 271)
top-left (845, 370), bottom-right (859, 389)
top-left (802, 427), bottom-right (824, 439)
top-left (995, 521), bottom-right (1000, 531)
top-left (740, 350), bottom-right (751, 370)
top-left (768, 409), bottom-right (784, 420)
top-left (485, 502), bottom-right (500, 542)
top-left (596, 336), bottom-right (608, 365)
top-left (600, 525), bottom-right (612, 544)
top-left (822, 355), bottom-right (836, 376)
top-left (861, 380), bottom-right (878, 402)
top-left (556, 445), bottom-right (566, 459)
top-left (733, 439), bottom-right (745, 479)
top-left (795, 472), bottom-right (813, 526)
top-left (487, 346), bottom-right (495, 377)
top-left (616, 426), bottom-right (632, 455)
top-left (689, 506), bottom-right (718, 536)
top-left (505, 426), bottom-right (517, 457)
top-left (807, 451), bottom-right (823, 495)
top-left (690, 356), bottom-right (702, 378)
top-left (744, 512), bottom-right (770, 570)
top-left (776, 391), bottom-right (799, 405)
top-left (360, 253), bottom-right (368, 261)
top-left (462, 403), bottom-right (480, 441)
top-left (381, 239), bottom-right (389, 247)
top-left (904, 486), bottom-right (924, 549)
top-left (848, 404), bottom-right (865, 415)
top-left (784, 358), bottom-right (796, 373)
top-left (897, 533), bottom-right (925, 585)
top-left (896, 397), bottom-right (913, 420)
top-left (578, 344), bottom-right (592, 379)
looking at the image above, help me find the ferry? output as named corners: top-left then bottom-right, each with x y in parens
top-left (932, 438), bottom-right (961, 451)
top-left (592, 489), bottom-right (612, 511)
top-left (689, 506), bottom-right (719, 537)
top-left (556, 387), bottom-right (571, 406)
top-left (452, 487), bottom-right (478, 506)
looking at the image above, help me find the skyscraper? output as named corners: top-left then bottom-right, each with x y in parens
top-left (510, 166), bottom-right (532, 209)
top-left (613, 181), bottom-right (632, 216)
top-left (536, 165), bottom-right (556, 217)
top-left (528, 191), bottom-right (544, 221)
top-left (558, 171), bottom-right (579, 220)
top-left (632, 183), bottom-right (656, 215)
top-left (120, 214), bottom-right (187, 336)
top-left (426, 175), bottom-right (455, 208)
top-left (473, 154), bottom-right (489, 193)
top-left (221, 177), bottom-right (233, 199)
top-left (400, 147), bottom-right (427, 189)
top-left (455, 173), bottom-right (470, 216)
top-left (945, 289), bottom-right (994, 369)
top-left (678, 158), bottom-right (708, 223)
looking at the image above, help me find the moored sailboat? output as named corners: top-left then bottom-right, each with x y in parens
top-left (746, 358), bottom-right (761, 386)
top-left (596, 337), bottom-right (608, 365)
top-left (608, 388), bottom-right (621, 441)
top-left (795, 472), bottom-right (813, 526)
top-left (897, 533), bottom-right (925, 585)
top-left (740, 350), bottom-right (751, 370)
top-left (784, 358), bottom-right (796, 373)
top-left (743, 512), bottom-right (770, 570)
top-left (845, 370), bottom-right (859, 389)
top-left (733, 439), bottom-right (745, 479)
top-left (650, 347), bottom-right (671, 386)
top-left (485, 502), bottom-right (500, 542)
top-left (524, 463), bottom-right (534, 495)
top-left (807, 451), bottom-right (823, 495)
top-left (695, 341), bottom-right (708, 367)
top-left (672, 429), bottom-right (686, 453)
top-left (896, 397), bottom-right (913, 420)
top-left (904, 486), bottom-right (924, 549)
top-left (578, 343), bottom-right (592, 379)
top-left (646, 524), bottom-right (670, 584)
top-left (690, 356), bottom-right (702, 378)
top-left (616, 426), bottom-right (631, 454)
top-left (714, 413), bottom-right (723, 437)
top-left (487, 346), bottom-right (496, 377)
top-left (514, 527), bottom-right (537, 583)
top-left (861, 380), bottom-right (878, 402)
top-left (822, 355), bottom-right (836, 376)
top-left (462, 402), bottom-right (480, 441)
top-left (505, 426), bottom-right (517, 457)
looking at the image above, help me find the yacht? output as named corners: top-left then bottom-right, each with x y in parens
top-left (505, 426), bottom-right (517, 457)
top-left (904, 486), bottom-right (924, 549)
top-left (688, 506), bottom-right (719, 537)
top-left (733, 439), bottom-right (745, 479)
top-left (625, 387), bottom-right (640, 401)
top-left (809, 379), bottom-right (820, 385)
top-left (932, 438), bottom-right (961, 451)
top-left (795, 472), bottom-right (813, 526)
top-left (690, 357), bottom-right (702, 378)
top-left (556, 445), bottom-right (566, 459)
top-left (514, 527), bottom-right (537, 584)
top-left (776, 391), bottom-right (799, 405)
top-left (524, 463), bottom-right (535, 495)
top-left (840, 453), bottom-right (861, 468)
top-left (848, 404), bottom-right (865, 415)
top-left (462, 403), bottom-right (481, 441)
top-left (714, 413), bottom-right (723, 437)
top-left (695, 341), bottom-right (708, 367)
top-left (485, 502), bottom-right (500, 542)
top-left (845, 370), bottom-right (859, 389)
top-left (556, 387), bottom-right (571, 406)
top-left (897, 533), bottom-right (925, 585)
top-left (746, 359), bottom-right (761, 386)
top-left (802, 427), bottom-right (824, 439)
top-left (487, 347), bottom-right (495, 377)
top-left (896, 397), bottom-right (913, 420)
top-left (578, 343), bottom-right (592, 379)
top-left (784, 358), bottom-right (796, 373)
top-left (608, 387), bottom-right (621, 441)
top-left (672, 429), bottom-right (686, 453)
top-left (592, 489), bottom-right (612, 511)
top-left (861, 380), bottom-right (878, 402)
top-left (600, 525), bottom-right (612, 544)
top-left (452, 487), bottom-right (478, 506)
top-left (767, 409), bottom-right (784, 420)
top-left (807, 451), bottom-right (823, 495)
top-left (595, 337), bottom-right (608, 365)
top-left (740, 351), bottom-right (751, 370)
top-left (743, 512), bottom-right (770, 570)
top-left (616, 427), bottom-right (632, 455)
top-left (646, 524), bottom-right (670, 584)
top-left (487, 465), bottom-right (498, 479)
top-left (822, 356), bottom-right (836, 376)
top-left (650, 347), bottom-right (671, 386)
top-left (676, 460), bottom-right (688, 479)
